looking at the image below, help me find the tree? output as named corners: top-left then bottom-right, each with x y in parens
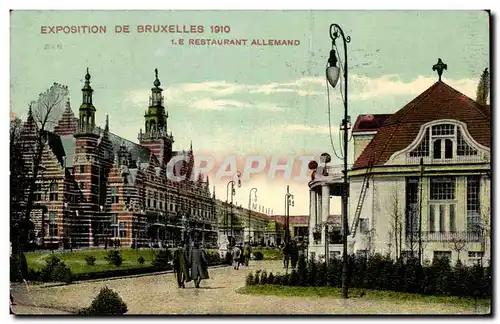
top-left (476, 68), bottom-right (490, 105)
top-left (386, 187), bottom-right (403, 259)
top-left (450, 236), bottom-right (467, 263)
top-left (17, 83), bottom-right (69, 252)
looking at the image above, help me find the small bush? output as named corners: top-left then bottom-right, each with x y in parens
top-left (246, 272), bottom-right (255, 286)
top-left (268, 272), bottom-right (275, 284)
top-left (289, 270), bottom-right (299, 286)
top-left (260, 270), bottom-right (268, 284)
top-left (80, 286), bottom-right (128, 315)
top-left (105, 250), bottom-right (123, 267)
top-left (137, 256), bottom-right (145, 265)
top-left (85, 255), bottom-right (96, 266)
top-left (152, 250), bottom-right (172, 269)
top-left (39, 256), bottom-right (73, 283)
top-left (205, 250), bottom-right (222, 265)
top-left (254, 270), bottom-right (261, 285)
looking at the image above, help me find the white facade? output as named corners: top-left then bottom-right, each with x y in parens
top-left (308, 118), bottom-right (491, 266)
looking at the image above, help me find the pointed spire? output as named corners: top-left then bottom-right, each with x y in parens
top-left (206, 175), bottom-right (209, 187)
top-left (105, 114), bottom-right (109, 132)
top-left (190, 141), bottom-right (193, 151)
top-left (212, 186), bottom-right (216, 199)
top-left (27, 103), bottom-right (33, 120)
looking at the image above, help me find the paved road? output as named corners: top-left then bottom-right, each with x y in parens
top-left (11, 260), bottom-right (488, 315)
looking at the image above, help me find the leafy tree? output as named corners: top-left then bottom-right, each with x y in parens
top-left (476, 68), bottom-right (490, 105)
top-left (13, 83), bottom-right (69, 253)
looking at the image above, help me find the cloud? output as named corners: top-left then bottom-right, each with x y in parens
top-left (124, 74), bottom-right (478, 113)
top-left (281, 124), bottom-right (337, 134)
top-left (350, 75), bottom-right (477, 100)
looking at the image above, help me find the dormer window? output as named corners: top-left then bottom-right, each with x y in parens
top-left (409, 122), bottom-right (480, 162)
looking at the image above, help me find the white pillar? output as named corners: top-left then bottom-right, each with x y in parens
top-left (310, 189), bottom-right (317, 227)
top-left (321, 184), bottom-right (330, 248)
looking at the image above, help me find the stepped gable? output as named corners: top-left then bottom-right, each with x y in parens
top-left (353, 81), bottom-right (491, 170)
top-left (53, 99), bottom-right (77, 136)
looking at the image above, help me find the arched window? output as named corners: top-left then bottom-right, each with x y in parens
top-left (433, 140), bottom-right (442, 159)
top-left (444, 139), bottom-right (453, 159)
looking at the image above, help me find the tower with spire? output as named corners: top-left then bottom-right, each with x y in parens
top-left (138, 68), bottom-right (174, 165)
top-left (73, 68), bottom-right (102, 221)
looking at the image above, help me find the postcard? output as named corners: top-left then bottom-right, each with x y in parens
top-left (9, 10), bottom-right (491, 315)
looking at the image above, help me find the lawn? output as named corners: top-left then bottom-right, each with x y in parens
top-left (239, 285), bottom-right (492, 310)
top-left (254, 248), bottom-right (283, 260)
top-left (25, 248), bottom-right (221, 275)
top-left (25, 248), bottom-right (162, 275)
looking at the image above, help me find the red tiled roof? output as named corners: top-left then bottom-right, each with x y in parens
top-left (353, 81), bottom-right (491, 170)
top-left (352, 114), bottom-right (392, 132)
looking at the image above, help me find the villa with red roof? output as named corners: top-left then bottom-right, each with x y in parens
top-left (308, 63), bottom-right (491, 265)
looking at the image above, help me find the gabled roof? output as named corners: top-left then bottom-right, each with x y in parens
top-left (352, 114), bottom-right (392, 133)
top-left (353, 81), bottom-right (491, 170)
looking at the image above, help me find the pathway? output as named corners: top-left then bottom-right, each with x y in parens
top-left (10, 260), bottom-right (488, 315)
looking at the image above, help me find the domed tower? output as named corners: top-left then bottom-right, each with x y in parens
top-left (138, 69), bottom-right (174, 165)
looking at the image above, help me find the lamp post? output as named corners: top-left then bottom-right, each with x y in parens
top-left (226, 171), bottom-right (241, 242)
top-left (326, 23), bottom-right (351, 299)
top-left (284, 186), bottom-right (294, 244)
top-left (248, 188), bottom-right (258, 245)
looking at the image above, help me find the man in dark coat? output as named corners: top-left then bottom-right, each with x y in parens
top-left (290, 240), bottom-right (299, 269)
top-left (173, 243), bottom-right (191, 288)
top-left (190, 242), bottom-right (209, 288)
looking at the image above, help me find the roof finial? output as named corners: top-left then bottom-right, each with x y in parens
top-left (153, 68), bottom-right (161, 87)
top-left (85, 67), bottom-right (91, 81)
top-left (190, 141), bottom-right (193, 151)
top-left (432, 58), bottom-right (447, 81)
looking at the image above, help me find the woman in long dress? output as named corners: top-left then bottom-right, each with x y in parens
top-left (190, 242), bottom-right (209, 288)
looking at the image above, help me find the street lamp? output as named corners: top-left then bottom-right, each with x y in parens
top-left (226, 171), bottom-right (242, 241)
top-left (284, 185), bottom-right (294, 244)
top-left (326, 23), bottom-right (351, 299)
top-left (248, 188), bottom-right (258, 245)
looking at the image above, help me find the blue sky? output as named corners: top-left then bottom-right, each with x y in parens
top-left (10, 10), bottom-right (489, 215)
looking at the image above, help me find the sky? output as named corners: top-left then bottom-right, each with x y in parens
top-left (10, 10), bottom-right (490, 216)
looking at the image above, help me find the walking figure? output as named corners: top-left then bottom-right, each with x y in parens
top-left (232, 245), bottom-right (242, 270)
top-left (243, 243), bottom-right (252, 267)
top-left (173, 243), bottom-right (191, 288)
top-left (190, 242), bottom-right (209, 288)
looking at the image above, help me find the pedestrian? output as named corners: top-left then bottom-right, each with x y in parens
top-left (238, 244), bottom-right (245, 267)
top-left (173, 243), bottom-right (191, 288)
top-left (232, 245), bottom-right (241, 270)
top-left (190, 242), bottom-right (209, 288)
top-left (243, 243), bottom-right (252, 267)
top-left (282, 241), bottom-right (290, 270)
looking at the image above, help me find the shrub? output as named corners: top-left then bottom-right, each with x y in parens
top-left (256, 253), bottom-right (492, 299)
top-left (79, 286), bottom-right (128, 315)
top-left (85, 255), bottom-right (96, 266)
top-left (254, 270), bottom-right (261, 285)
top-left (39, 256), bottom-right (73, 283)
top-left (289, 270), bottom-right (299, 286)
top-left (205, 250), bottom-right (222, 265)
top-left (137, 256), bottom-right (145, 265)
top-left (224, 251), bottom-right (233, 265)
top-left (260, 270), bottom-right (268, 284)
top-left (105, 250), bottom-right (123, 267)
top-left (152, 249), bottom-right (172, 269)
top-left (253, 251), bottom-right (264, 261)
top-left (268, 272), bottom-right (275, 284)
top-left (246, 272), bottom-right (255, 286)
